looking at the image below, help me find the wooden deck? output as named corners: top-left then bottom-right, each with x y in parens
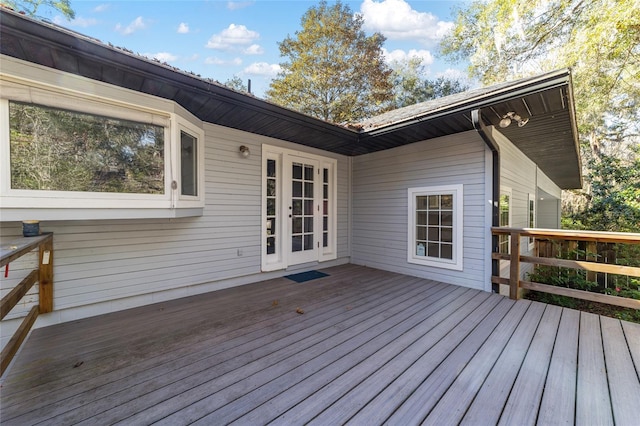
top-left (1, 264), bottom-right (639, 425)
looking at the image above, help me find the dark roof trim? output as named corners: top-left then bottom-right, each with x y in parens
top-left (363, 69), bottom-right (572, 137)
top-left (0, 8), bottom-right (582, 189)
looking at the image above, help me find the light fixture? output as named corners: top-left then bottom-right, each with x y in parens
top-left (499, 111), bottom-right (529, 128)
top-left (239, 145), bottom-right (250, 158)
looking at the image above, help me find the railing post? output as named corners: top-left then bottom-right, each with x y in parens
top-left (510, 231), bottom-right (520, 300)
top-left (38, 236), bottom-right (53, 313)
top-left (586, 241), bottom-right (597, 282)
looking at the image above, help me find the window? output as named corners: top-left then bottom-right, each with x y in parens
top-left (408, 185), bottom-right (463, 270)
top-left (180, 131), bottom-right (198, 197)
top-left (528, 193), bottom-right (536, 249)
top-left (499, 189), bottom-right (512, 254)
top-left (9, 101), bottom-right (165, 194)
top-left (1, 90), bottom-right (204, 220)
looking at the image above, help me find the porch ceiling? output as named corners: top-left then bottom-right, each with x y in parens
top-left (0, 9), bottom-right (581, 189)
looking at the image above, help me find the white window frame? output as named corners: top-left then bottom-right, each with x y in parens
top-left (527, 192), bottom-right (536, 250)
top-left (499, 187), bottom-right (513, 254)
top-left (0, 75), bottom-right (205, 220)
top-left (407, 184), bottom-right (464, 271)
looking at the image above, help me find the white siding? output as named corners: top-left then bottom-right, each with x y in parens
top-left (351, 131), bottom-right (490, 290)
top-left (491, 126), bottom-right (562, 229)
top-left (1, 117), bottom-right (350, 347)
top-left (490, 127), bottom-right (563, 292)
top-left (537, 199), bottom-right (561, 229)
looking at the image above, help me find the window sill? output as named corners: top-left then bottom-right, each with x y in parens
top-left (0, 207), bottom-right (204, 221)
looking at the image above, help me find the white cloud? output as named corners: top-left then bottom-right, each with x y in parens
top-left (436, 68), bottom-right (467, 81)
top-left (206, 24), bottom-right (259, 50)
top-left (360, 0), bottom-right (453, 45)
top-left (435, 68), bottom-right (476, 88)
top-left (383, 48), bottom-right (434, 66)
top-left (53, 15), bottom-right (97, 28)
top-left (115, 16), bottom-right (147, 35)
top-left (244, 62), bottom-right (281, 77)
top-left (227, 1), bottom-right (254, 10)
top-left (243, 44), bottom-right (264, 55)
top-left (177, 23), bottom-right (190, 34)
top-left (93, 4), bottom-right (109, 13)
top-left (145, 52), bottom-right (178, 62)
top-left (205, 57), bottom-right (243, 66)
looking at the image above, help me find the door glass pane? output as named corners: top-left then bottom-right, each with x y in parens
top-left (291, 161), bottom-right (315, 255)
top-left (267, 198), bottom-right (275, 216)
top-left (304, 217), bottom-right (313, 232)
top-left (293, 181), bottom-right (302, 197)
top-left (292, 235), bottom-right (302, 252)
top-left (304, 200), bottom-right (313, 215)
top-left (265, 158), bottom-right (278, 256)
top-left (304, 234), bottom-right (313, 250)
top-left (304, 165), bottom-right (314, 180)
top-left (267, 237), bottom-right (276, 254)
top-left (267, 159), bottom-right (276, 177)
top-left (304, 182), bottom-right (313, 197)
top-left (292, 200), bottom-right (302, 215)
top-left (266, 218), bottom-right (276, 235)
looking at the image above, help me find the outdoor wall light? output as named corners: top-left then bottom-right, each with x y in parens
top-left (499, 111), bottom-right (529, 128)
top-left (239, 145), bottom-right (250, 158)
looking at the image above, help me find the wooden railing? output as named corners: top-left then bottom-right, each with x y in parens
top-left (1, 233), bottom-right (53, 376)
top-left (491, 227), bottom-right (640, 310)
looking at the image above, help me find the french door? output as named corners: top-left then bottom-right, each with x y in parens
top-left (287, 156), bottom-right (320, 264)
top-left (262, 145), bottom-right (336, 271)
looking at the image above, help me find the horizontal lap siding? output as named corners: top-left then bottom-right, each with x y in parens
top-left (0, 123), bottom-right (350, 338)
top-left (491, 128), bottom-right (563, 280)
top-left (351, 131), bottom-right (488, 290)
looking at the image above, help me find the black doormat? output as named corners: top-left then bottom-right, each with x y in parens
top-left (284, 270), bottom-right (329, 283)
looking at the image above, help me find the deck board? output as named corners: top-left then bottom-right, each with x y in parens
top-left (1, 264), bottom-right (638, 426)
top-left (536, 308), bottom-right (580, 426)
top-left (459, 301), bottom-right (546, 425)
top-left (601, 316), bottom-right (640, 425)
top-left (576, 313), bottom-right (614, 426)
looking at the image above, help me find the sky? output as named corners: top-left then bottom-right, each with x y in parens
top-left (37, 0), bottom-right (470, 97)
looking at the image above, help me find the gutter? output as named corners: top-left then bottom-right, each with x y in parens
top-left (472, 109), bottom-right (500, 293)
top-left (362, 69), bottom-right (571, 138)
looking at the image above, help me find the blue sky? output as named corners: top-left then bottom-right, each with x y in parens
top-left (40, 0), bottom-right (469, 97)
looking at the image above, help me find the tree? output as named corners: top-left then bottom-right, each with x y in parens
top-left (224, 76), bottom-right (249, 93)
top-left (441, 0), bottom-right (640, 232)
top-left (390, 57), bottom-right (469, 108)
top-left (5, 0), bottom-right (75, 19)
top-left (267, 1), bottom-right (393, 123)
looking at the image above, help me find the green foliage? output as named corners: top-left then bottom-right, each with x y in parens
top-left (527, 241), bottom-right (640, 322)
top-left (570, 147), bottom-right (640, 232)
top-left (267, 0), bottom-right (393, 123)
top-left (441, 0), bottom-right (640, 233)
top-left (5, 0), bottom-right (75, 19)
top-left (10, 102), bottom-right (164, 194)
top-left (224, 76), bottom-right (249, 93)
top-left (389, 57), bottom-right (469, 108)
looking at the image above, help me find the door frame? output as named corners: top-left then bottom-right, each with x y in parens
top-left (261, 144), bottom-right (337, 271)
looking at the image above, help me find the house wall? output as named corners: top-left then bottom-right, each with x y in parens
top-left (350, 131), bottom-right (491, 291)
top-left (489, 127), bottom-right (563, 294)
top-left (0, 63), bottom-right (351, 348)
top-left (537, 199), bottom-right (561, 228)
